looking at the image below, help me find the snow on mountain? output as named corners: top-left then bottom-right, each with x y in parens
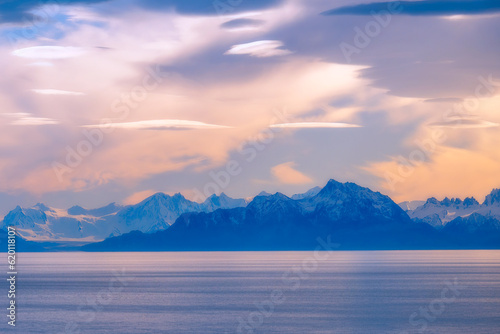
top-left (68, 202), bottom-right (122, 216)
top-left (114, 192), bottom-right (248, 234)
top-left (0, 193), bottom-right (247, 241)
top-left (300, 180), bottom-right (411, 225)
top-left (113, 193), bottom-right (202, 234)
top-left (291, 186), bottom-right (321, 200)
top-left (406, 197), bottom-right (480, 227)
top-left (246, 192), bottom-right (303, 224)
top-left (201, 193), bottom-right (248, 211)
top-left (398, 200), bottom-right (426, 212)
top-left (479, 189), bottom-right (500, 219)
top-left (405, 190), bottom-right (500, 228)
top-left (0, 203), bottom-right (106, 241)
top-left (484, 189), bottom-right (500, 206)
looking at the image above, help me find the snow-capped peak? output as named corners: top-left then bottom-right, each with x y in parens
top-left (484, 189), bottom-right (500, 206)
top-left (201, 192), bottom-right (247, 211)
top-left (406, 192), bottom-right (496, 228)
top-left (33, 203), bottom-right (54, 212)
top-left (291, 186), bottom-right (321, 200)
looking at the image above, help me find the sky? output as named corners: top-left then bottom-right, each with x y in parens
top-left (0, 0), bottom-right (500, 216)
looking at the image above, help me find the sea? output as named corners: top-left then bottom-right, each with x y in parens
top-left (3, 250), bottom-right (500, 333)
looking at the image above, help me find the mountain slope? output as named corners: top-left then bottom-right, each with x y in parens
top-left (398, 200), bottom-right (426, 212)
top-left (0, 228), bottom-right (45, 252)
top-left (442, 213), bottom-right (500, 248)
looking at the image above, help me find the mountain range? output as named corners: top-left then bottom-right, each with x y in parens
top-left (0, 193), bottom-right (247, 242)
top-left (400, 190), bottom-right (500, 228)
top-left (2, 179), bottom-right (500, 251)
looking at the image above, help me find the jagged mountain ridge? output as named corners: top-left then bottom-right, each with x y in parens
top-left (0, 192), bottom-right (248, 241)
top-left (84, 180), bottom-right (443, 251)
top-left (401, 189), bottom-right (500, 228)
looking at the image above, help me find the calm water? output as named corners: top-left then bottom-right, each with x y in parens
top-left (3, 251), bottom-right (500, 333)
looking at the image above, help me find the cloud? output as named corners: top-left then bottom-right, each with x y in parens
top-left (132, 0), bottom-right (283, 16)
top-left (322, 0), bottom-right (500, 16)
top-left (1, 113), bottom-right (59, 126)
top-left (1, 0), bottom-right (498, 210)
top-left (221, 18), bottom-right (265, 29)
top-left (0, 0), bottom-right (284, 24)
top-left (32, 89), bottom-right (85, 96)
top-left (28, 62), bottom-right (55, 67)
top-left (0, 2), bottom-right (368, 196)
top-left (83, 119), bottom-right (231, 130)
top-left (270, 122), bottom-right (362, 129)
top-left (429, 117), bottom-right (498, 129)
top-left (1, 113), bottom-right (31, 117)
top-left (12, 118), bottom-right (59, 126)
top-left (0, 0), bottom-right (108, 23)
top-left (225, 40), bottom-right (292, 57)
top-left (366, 146), bottom-right (500, 203)
top-left (424, 97), bottom-right (463, 103)
top-left (271, 162), bottom-right (313, 185)
top-left (12, 46), bottom-right (86, 59)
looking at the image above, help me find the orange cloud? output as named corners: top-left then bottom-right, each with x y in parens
top-left (366, 145), bottom-right (500, 203)
top-left (271, 162), bottom-right (313, 185)
top-left (123, 190), bottom-right (158, 205)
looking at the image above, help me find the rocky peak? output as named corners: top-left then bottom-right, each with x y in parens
top-left (484, 189), bottom-right (500, 206)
